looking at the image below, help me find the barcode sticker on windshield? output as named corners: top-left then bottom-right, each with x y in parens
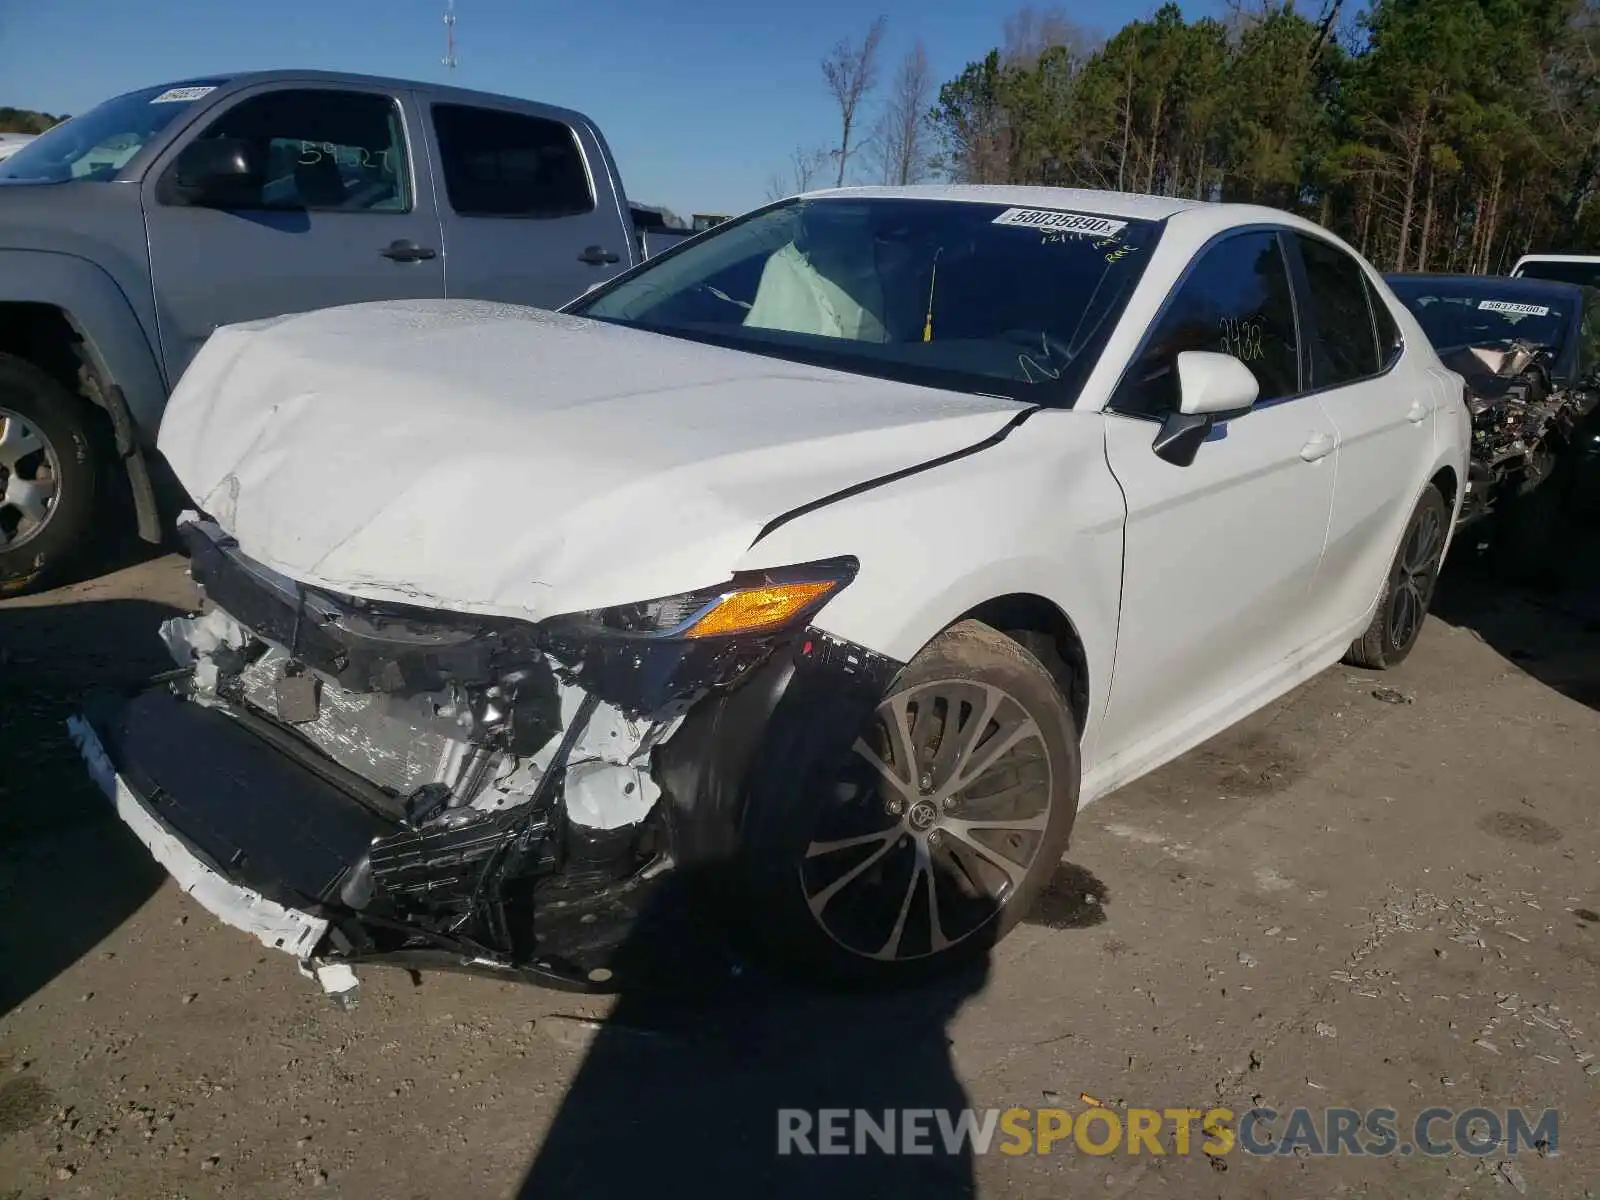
top-left (150, 86), bottom-right (216, 104)
top-left (992, 208), bottom-right (1128, 236)
top-left (1478, 300), bottom-right (1550, 317)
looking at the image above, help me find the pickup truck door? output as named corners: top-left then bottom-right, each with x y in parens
top-left (422, 99), bottom-right (634, 308)
top-left (141, 81), bottom-right (445, 384)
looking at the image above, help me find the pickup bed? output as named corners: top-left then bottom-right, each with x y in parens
top-left (0, 70), bottom-right (651, 595)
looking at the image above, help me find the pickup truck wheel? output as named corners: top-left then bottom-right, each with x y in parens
top-left (754, 620), bottom-right (1080, 987)
top-left (1343, 483), bottom-right (1448, 671)
top-left (0, 355), bottom-right (99, 596)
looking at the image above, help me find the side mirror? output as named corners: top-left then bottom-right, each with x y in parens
top-left (168, 137), bottom-right (264, 208)
top-left (1153, 351), bottom-right (1260, 466)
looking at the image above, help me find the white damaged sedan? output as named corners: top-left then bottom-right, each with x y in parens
top-left (73, 186), bottom-right (1470, 992)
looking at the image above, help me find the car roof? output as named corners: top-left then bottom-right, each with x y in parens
top-left (142, 69), bottom-right (593, 123)
top-left (1513, 253), bottom-right (1600, 265)
top-left (798, 184), bottom-right (1208, 222)
top-left (1386, 271), bottom-right (1588, 299)
top-left (793, 184), bottom-right (1358, 241)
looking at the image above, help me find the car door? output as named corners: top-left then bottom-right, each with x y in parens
top-left (1095, 228), bottom-right (1339, 769)
top-left (142, 83), bottom-right (446, 384)
top-left (425, 101), bottom-right (632, 308)
top-left (1287, 234), bottom-right (1437, 632)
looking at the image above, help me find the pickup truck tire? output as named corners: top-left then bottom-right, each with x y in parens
top-left (1343, 483), bottom-right (1448, 671)
top-left (0, 354), bottom-right (100, 597)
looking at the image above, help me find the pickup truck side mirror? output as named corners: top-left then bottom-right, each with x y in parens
top-left (167, 137), bottom-right (265, 209)
top-left (1153, 351), bottom-right (1260, 467)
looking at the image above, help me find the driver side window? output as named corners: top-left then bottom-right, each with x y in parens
top-left (1114, 230), bottom-right (1300, 417)
top-left (166, 88), bottom-right (411, 213)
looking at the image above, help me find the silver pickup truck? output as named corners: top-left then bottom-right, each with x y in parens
top-left (0, 70), bottom-right (655, 595)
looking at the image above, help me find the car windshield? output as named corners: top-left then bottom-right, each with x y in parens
top-left (1515, 259), bottom-right (1600, 288)
top-left (0, 80), bottom-right (228, 183)
top-left (569, 197), bottom-right (1162, 404)
top-left (1387, 279), bottom-right (1574, 354)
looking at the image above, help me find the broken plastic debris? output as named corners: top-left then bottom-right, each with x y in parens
top-left (1370, 687), bottom-right (1413, 705)
top-left (1496, 1161), bottom-right (1528, 1194)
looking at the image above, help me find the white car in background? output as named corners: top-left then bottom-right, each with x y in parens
top-left (73, 186), bottom-right (1471, 995)
top-left (1511, 253), bottom-right (1600, 289)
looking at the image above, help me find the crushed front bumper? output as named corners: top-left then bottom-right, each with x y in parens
top-left (70, 715), bottom-right (329, 960)
top-left (70, 564), bottom-right (900, 992)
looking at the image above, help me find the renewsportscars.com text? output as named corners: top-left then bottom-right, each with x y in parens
top-left (777, 1106), bottom-right (1558, 1158)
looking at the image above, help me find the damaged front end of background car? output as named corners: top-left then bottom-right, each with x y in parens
top-left (1438, 341), bottom-right (1600, 557)
top-left (69, 516), bottom-right (899, 997)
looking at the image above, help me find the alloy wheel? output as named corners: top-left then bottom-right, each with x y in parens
top-left (800, 679), bottom-right (1054, 961)
top-left (0, 407), bottom-right (60, 551)
top-left (1387, 501), bottom-right (1445, 651)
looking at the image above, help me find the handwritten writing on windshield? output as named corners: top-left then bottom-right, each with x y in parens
top-left (1039, 231), bottom-right (1136, 262)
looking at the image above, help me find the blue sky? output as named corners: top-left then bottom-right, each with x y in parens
top-left (0, 0), bottom-right (1223, 217)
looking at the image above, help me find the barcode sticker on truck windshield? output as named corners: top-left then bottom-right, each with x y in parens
top-left (150, 86), bottom-right (216, 104)
top-left (991, 208), bottom-right (1128, 237)
top-left (1478, 300), bottom-right (1551, 317)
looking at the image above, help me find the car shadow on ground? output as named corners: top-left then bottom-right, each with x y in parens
top-left (514, 853), bottom-right (1109, 1198)
top-left (515, 885), bottom-right (990, 1198)
top-left (0, 598), bottom-right (182, 1016)
top-left (1433, 528), bottom-right (1600, 713)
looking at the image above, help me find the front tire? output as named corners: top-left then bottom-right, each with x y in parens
top-left (755, 620), bottom-right (1081, 987)
top-left (1343, 483), bottom-right (1449, 671)
top-left (0, 355), bottom-right (100, 597)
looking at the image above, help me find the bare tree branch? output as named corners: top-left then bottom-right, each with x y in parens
top-left (822, 15), bottom-right (889, 187)
top-left (870, 40), bottom-right (937, 185)
top-left (765, 145), bottom-right (833, 202)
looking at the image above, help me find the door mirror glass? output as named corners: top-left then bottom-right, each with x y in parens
top-left (170, 136), bottom-right (264, 207)
top-left (1176, 350), bottom-right (1259, 416)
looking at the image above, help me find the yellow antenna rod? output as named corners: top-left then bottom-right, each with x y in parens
top-left (922, 252), bottom-right (941, 343)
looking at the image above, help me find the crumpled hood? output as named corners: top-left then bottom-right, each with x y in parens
top-left (159, 299), bottom-right (1026, 619)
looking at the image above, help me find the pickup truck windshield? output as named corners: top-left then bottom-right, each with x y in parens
top-left (0, 80), bottom-right (229, 183)
top-left (570, 197), bottom-right (1161, 404)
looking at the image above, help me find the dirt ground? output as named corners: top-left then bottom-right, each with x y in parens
top-left (2, 543), bottom-right (1598, 1199)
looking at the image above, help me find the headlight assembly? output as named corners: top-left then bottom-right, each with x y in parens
top-left (560, 557), bottom-right (859, 642)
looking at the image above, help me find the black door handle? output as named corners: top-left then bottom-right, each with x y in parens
top-left (577, 245), bottom-right (621, 265)
top-left (380, 239), bottom-right (437, 263)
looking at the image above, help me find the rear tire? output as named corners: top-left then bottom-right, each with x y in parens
top-left (1343, 483), bottom-right (1448, 671)
top-left (748, 620), bottom-right (1081, 988)
top-left (0, 355), bottom-right (100, 597)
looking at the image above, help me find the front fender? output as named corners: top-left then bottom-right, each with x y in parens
top-left (0, 250), bottom-right (168, 442)
top-left (737, 413), bottom-right (1125, 748)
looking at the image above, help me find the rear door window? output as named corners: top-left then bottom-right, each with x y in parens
top-left (1294, 234), bottom-right (1380, 387)
top-left (1114, 229), bottom-right (1301, 416)
top-left (431, 104), bottom-right (593, 218)
top-left (1365, 277), bottom-right (1404, 370)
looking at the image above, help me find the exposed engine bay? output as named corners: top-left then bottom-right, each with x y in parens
top-left (70, 515), bottom-right (889, 992)
top-left (1439, 341), bottom-right (1599, 527)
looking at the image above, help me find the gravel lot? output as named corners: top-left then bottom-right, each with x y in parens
top-left (2, 545), bottom-right (1597, 1198)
